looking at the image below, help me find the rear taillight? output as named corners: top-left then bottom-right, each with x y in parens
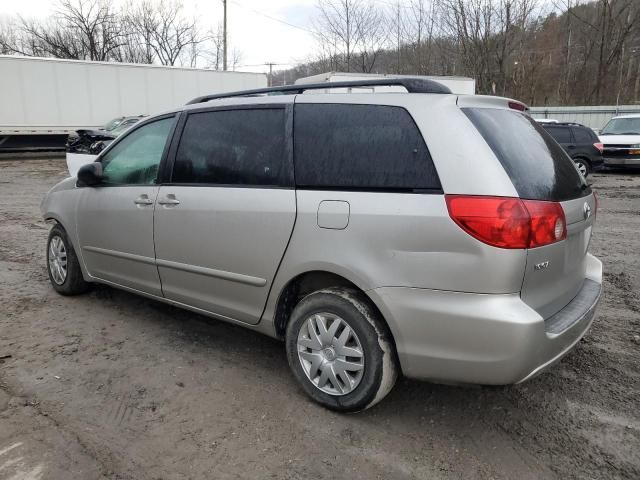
top-left (445, 195), bottom-right (567, 249)
top-left (593, 142), bottom-right (604, 153)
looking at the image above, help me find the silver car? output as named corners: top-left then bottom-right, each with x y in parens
top-left (41, 79), bottom-right (602, 412)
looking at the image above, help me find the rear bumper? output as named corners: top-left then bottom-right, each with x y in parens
top-left (591, 158), bottom-right (605, 171)
top-left (370, 253), bottom-right (603, 385)
top-left (603, 157), bottom-right (640, 167)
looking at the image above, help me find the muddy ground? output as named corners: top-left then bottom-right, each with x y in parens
top-left (0, 158), bottom-right (638, 480)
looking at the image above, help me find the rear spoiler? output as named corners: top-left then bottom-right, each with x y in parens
top-left (457, 95), bottom-right (529, 112)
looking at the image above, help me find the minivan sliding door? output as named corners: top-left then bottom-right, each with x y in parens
top-left (153, 106), bottom-right (295, 325)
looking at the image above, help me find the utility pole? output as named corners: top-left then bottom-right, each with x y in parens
top-left (223, 0), bottom-right (228, 71)
top-left (266, 62), bottom-right (276, 87)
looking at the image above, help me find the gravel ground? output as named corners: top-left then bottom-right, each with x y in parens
top-left (0, 158), bottom-right (638, 480)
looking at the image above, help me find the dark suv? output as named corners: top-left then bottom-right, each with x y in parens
top-left (540, 122), bottom-right (603, 177)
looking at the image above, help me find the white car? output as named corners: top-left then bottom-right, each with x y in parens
top-left (598, 114), bottom-right (640, 168)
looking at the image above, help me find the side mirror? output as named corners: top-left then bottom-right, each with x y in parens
top-left (77, 161), bottom-right (103, 187)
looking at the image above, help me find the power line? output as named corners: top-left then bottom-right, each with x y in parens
top-left (228, 0), bottom-right (317, 35)
top-left (235, 62), bottom-right (292, 68)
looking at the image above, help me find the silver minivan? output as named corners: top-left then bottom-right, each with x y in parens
top-left (41, 79), bottom-right (602, 412)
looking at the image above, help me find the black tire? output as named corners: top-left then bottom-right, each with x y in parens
top-left (574, 158), bottom-right (590, 178)
top-left (285, 287), bottom-right (398, 412)
top-left (46, 224), bottom-right (90, 295)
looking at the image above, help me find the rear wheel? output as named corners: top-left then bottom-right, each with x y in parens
top-left (285, 287), bottom-right (398, 412)
top-left (47, 224), bottom-right (89, 295)
top-left (574, 158), bottom-right (590, 177)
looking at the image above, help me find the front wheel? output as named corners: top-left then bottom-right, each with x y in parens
top-left (46, 224), bottom-right (89, 295)
top-left (285, 287), bottom-right (398, 412)
top-left (574, 158), bottom-right (590, 178)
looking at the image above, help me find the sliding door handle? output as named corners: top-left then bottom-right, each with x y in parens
top-left (134, 195), bottom-right (153, 206)
top-left (158, 194), bottom-right (180, 206)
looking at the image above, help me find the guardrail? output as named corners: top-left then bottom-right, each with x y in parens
top-left (529, 105), bottom-right (640, 129)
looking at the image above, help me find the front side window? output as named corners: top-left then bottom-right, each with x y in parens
top-left (100, 117), bottom-right (175, 186)
top-left (172, 108), bottom-right (288, 186)
top-left (293, 104), bottom-right (440, 191)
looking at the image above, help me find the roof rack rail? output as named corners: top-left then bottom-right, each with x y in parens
top-left (540, 121), bottom-right (587, 127)
top-left (186, 77), bottom-right (452, 105)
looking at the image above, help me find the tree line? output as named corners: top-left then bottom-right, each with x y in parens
top-left (0, 0), bottom-right (241, 70)
top-left (1, 0), bottom-right (639, 106)
top-left (282, 0), bottom-right (640, 106)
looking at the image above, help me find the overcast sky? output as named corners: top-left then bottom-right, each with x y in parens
top-left (0, 0), bottom-right (320, 73)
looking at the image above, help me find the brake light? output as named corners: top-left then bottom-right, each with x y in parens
top-left (593, 142), bottom-right (604, 153)
top-left (445, 195), bottom-right (567, 249)
top-left (508, 101), bottom-right (528, 112)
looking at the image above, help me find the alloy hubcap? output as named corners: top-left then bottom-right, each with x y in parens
top-left (577, 163), bottom-right (587, 176)
top-left (48, 236), bottom-right (67, 285)
top-left (297, 313), bottom-right (364, 396)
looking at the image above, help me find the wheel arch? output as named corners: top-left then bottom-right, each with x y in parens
top-left (271, 269), bottom-right (401, 372)
top-left (44, 215), bottom-right (90, 281)
top-left (572, 155), bottom-right (591, 164)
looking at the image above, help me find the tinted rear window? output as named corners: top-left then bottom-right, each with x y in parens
top-left (544, 126), bottom-right (572, 143)
top-left (572, 126), bottom-right (597, 144)
top-left (294, 104), bottom-right (441, 191)
top-left (172, 108), bottom-right (289, 186)
top-left (464, 108), bottom-right (589, 201)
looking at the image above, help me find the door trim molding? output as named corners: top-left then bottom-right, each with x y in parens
top-left (84, 246), bottom-right (267, 287)
top-left (156, 258), bottom-right (267, 287)
top-left (83, 246), bottom-right (156, 265)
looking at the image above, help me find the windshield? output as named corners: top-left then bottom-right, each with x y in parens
top-left (110, 120), bottom-right (139, 136)
top-left (104, 117), bottom-right (124, 132)
top-left (600, 117), bottom-right (640, 135)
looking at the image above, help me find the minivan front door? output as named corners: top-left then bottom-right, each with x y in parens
top-left (77, 116), bottom-right (176, 296)
top-left (153, 107), bottom-right (295, 324)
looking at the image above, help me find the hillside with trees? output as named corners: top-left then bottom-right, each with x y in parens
top-left (277, 0), bottom-right (640, 106)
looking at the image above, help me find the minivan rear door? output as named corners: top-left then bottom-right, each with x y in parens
top-left (153, 106), bottom-right (296, 325)
top-left (464, 107), bottom-right (594, 318)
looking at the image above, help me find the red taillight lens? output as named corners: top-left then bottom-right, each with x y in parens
top-left (524, 200), bottom-right (567, 247)
top-left (593, 142), bottom-right (604, 153)
top-left (508, 101), bottom-right (528, 112)
top-left (445, 195), bottom-right (566, 249)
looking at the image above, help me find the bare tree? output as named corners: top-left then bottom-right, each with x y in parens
top-left (0, 0), bottom-right (123, 60)
top-left (314, 0), bottom-right (386, 72)
top-left (126, 0), bottom-right (202, 67)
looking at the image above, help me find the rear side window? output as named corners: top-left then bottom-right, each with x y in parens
top-left (571, 127), bottom-right (596, 143)
top-left (294, 104), bottom-right (441, 191)
top-left (172, 108), bottom-right (289, 186)
top-left (464, 108), bottom-right (589, 201)
top-left (544, 126), bottom-right (572, 143)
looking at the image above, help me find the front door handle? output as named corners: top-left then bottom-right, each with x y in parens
top-left (134, 195), bottom-right (153, 206)
top-left (158, 194), bottom-right (180, 206)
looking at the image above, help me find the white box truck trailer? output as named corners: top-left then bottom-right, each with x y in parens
top-left (0, 55), bottom-right (267, 151)
top-left (295, 72), bottom-right (475, 95)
